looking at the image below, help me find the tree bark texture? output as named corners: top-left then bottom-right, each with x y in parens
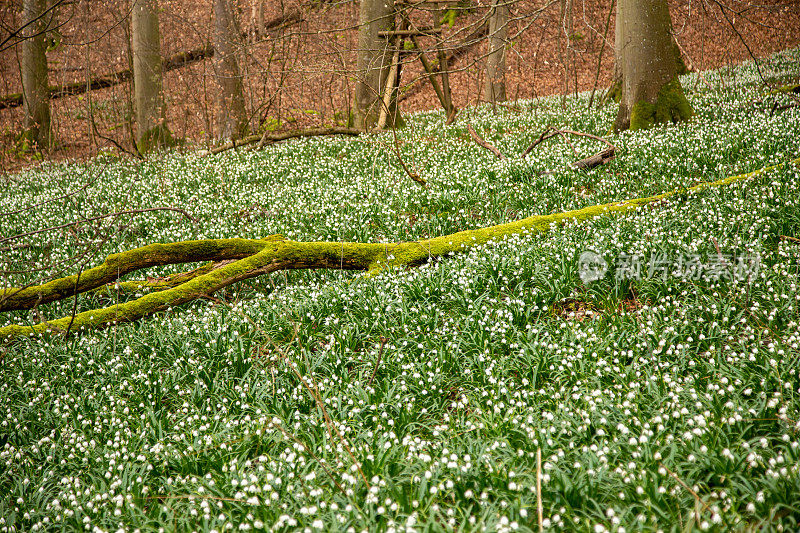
top-left (21, 0), bottom-right (52, 148)
top-left (354, 0), bottom-right (397, 131)
top-left (213, 0), bottom-right (249, 141)
top-left (132, 0), bottom-right (171, 151)
top-left (484, 0), bottom-right (509, 104)
top-left (613, 0), bottom-right (693, 131)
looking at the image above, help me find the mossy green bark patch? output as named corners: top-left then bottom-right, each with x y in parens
top-left (768, 84), bottom-right (800, 96)
top-left (0, 237), bottom-right (276, 312)
top-left (0, 242), bottom-right (288, 340)
top-left (137, 124), bottom-right (177, 153)
top-left (90, 261), bottom-right (220, 296)
top-left (602, 80), bottom-right (622, 105)
top-left (630, 77), bottom-right (694, 130)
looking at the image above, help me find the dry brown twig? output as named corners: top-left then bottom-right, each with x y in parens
top-left (467, 124), bottom-right (615, 170)
top-left (207, 296), bottom-right (372, 490)
top-left (467, 124), bottom-right (507, 160)
top-left (521, 126), bottom-right (616, 170)
top-left (0, 207), bottom-right (198, 246)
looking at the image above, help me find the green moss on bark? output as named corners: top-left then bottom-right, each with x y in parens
top-left (602, 80), bottom-right (622, 105)
top-left (768, 84), bottom-right (800, 96)
top-left (0, 237), bottom-right (275, 311)
top-left (137, 124), bottom-right (176, 153)
top-left (630, 77), bottom-right (693, 131)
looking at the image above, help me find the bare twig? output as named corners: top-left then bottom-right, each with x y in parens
top-left (467, 124), bottom-right (507, 160)
top-left (521, 127), bottom-right (616, 169)
top-left (368, 337), bottom-right (387, 385)
top-left (587, 0), bottom-right (615, 109)
top-left (0, 207), bottom-right (198, 246)
top-left (659, 462), bottom-right (712, 513)
top-left (211, 298), bottom-right (371, 490)
top-left (537, 448), bottom-right (543, 532)
top-left (0, 173), bottom-right (99, 217)
top-left (64, 268), bottom-right (82, 340)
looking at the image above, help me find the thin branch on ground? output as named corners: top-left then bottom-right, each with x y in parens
top-left (467, 124), bottom-right (507, 160)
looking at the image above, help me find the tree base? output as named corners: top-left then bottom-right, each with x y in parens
top-left (616, 77), bottom-right (694, 132)
top-left (137, 124), bottom-right (178, 153)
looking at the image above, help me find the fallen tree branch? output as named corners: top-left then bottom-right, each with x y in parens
top-left (3, 157), bottom-right (796, 341)
top-left (90, 260), bottom-right (236, 297)
top-left (1, 238), bottom-right (270, 311)
top-left (467, 124), bottom-right (506, 160)
top-left (521, 127), bottom-right (616, 170)
top-left (0, 46), bottom-right (214, 110)
top-left (572, 147), bottom-right (616, 170)
top-left (468, 125), bottom-right (615, 170)
top-left (207, 127), bottom-right (361, 155)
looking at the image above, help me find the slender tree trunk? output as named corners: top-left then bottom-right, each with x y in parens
top-left (213, 0), bottom-right (248, 141)
top-left (354, 0), bottom-right (395, 131)
top-left (484, 0), bottom-right (509, 105)
top-left (249, 0), bottom-right (264, 41)
top-left (433, 2), bottom-right (455, 119)
top-left (21, 0), bottom-right (51, 149)
top-left (132, 0), bottom-right (171, 152)
top-left (614, 0), bottom-right (693, 131)
top-left (558, 0), bottom-right (574, 103)
top-left (603, 1), bottom-right (623, 104)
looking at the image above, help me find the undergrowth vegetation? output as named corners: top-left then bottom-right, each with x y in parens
top-left (1, 49), bottom-right (800, 532)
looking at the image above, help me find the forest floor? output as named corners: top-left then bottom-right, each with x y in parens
top-left (0, 0), bottom-right (799, 172)
top-left (1, 46), bottom-right (800, 531)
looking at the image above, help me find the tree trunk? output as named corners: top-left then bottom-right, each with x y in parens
top-left (249, 0), bottom-right (264, 40)
top-left (132, 0), bottom-right (171, 152)
top-left (613, 0), bottom-right (693, 131)
top-left (558, 0), bottom-right (574, 104)
top-left (602, 2), bottom-right (623, 104)
top-left (21, 0), bottom-right (51, 149)
top-left (354, 0), bottom-right (396, 131)
top-left (433, 2), bottom-right (455, 119)
top-left (213, 0), bottom-right (249, 141)
top-left (484, 0), bottom-right (509, 105)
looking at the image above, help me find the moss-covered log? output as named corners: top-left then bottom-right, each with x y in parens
top-left (0, 238), bottom-right (272, 312)
top-left (1, 157), bottom-right (796, 341)
top-left (89, 260), bottom-right (232, 296)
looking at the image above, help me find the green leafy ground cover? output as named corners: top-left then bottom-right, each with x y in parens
top-left (1, 50), bottom-right (800, 532)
